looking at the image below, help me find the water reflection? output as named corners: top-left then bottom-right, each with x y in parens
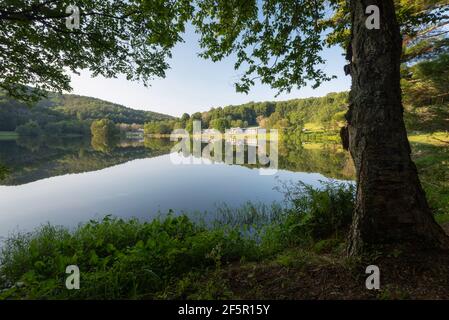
top-left (0, 134), bottom-right (355, 186)
top-left (0, 134), bottom-right (355, 236)
top-left (0, 136), bottom-right (172, 186)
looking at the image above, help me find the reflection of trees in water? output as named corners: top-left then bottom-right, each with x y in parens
top-left (174, 134), bottom-right (355, 180)
top-left (143, 137), bottom-right (173, 152)
top-left (0, 137), bottom-right (174, 186)
top-left (91, 134), bottom-right (118, 153)
top-left (0, 133), bottom-right (355, 185)
top-left (0, 163), bottom-right (9, 180)
top-left (17, 135), bottom-right (90, 152)
top-left (16, 135), bottom-right (45, 152)
top-left (196, 141), bottom-right (276, 168)
top-left (278, 138), bottom-right (355, 180)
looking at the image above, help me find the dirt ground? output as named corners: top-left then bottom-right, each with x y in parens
top-left (222, 223), bottom-right (449, 300)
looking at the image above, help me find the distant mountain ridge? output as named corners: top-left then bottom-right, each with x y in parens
top-left (0, 90), bottom-right (174, 132)
top-left (38, 92), bottom-right (174, 123)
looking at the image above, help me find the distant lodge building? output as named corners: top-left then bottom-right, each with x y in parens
top-left (202, 127), bottom-right (260, 136)
top-left (201, 127), bottom-right (260, 146)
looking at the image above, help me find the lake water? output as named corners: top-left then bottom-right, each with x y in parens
top-left (0, 136), bottom-right (355, 238)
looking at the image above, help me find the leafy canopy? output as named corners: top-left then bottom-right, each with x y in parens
top-left (192, 0), bottom-right (332, 94)
top-left (325, 0), bottom-right (449, 62)
top-left (0, 0), bottom-right (193, 101)
top-left (1, 0), bottom-right (448, 101)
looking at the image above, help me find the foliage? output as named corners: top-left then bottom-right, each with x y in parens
top-left (276, 180), bottom-right (356, 243)
top-left (90, 119), bottom-right (119, 139)
top-left (402, 54), bottom-right (449, 108)
top-left (48, 94), bottom-right (172, 124)
top-left (90, 119), bottom-right (120, 153)
top-left (401, 53), bottom-right (449, 131)
top-left (0, 90), bottom-right (172, 135)
top-left (325, 0), bottom-right (449, 61)
top-left (325, 0), bottom-right (449, 132)
top-left (0, 162), bottom-right (9, 180)
top-left (193, 0), bottom-right (332, 94)
top-left (43, 120), bottom-right (90, 137)
top-left (0, 0), bottom-right (193, 101)
top-left (144, 91), bottom-right (349, 134)
top-left (15, 121), bottom-right (43, 137)
top-left (2, 0), bottom-right (447, 103)
top-left (410, 137), bottom-right (449, 216)
top-left (144, 121), bottom-right (174, 135)
top-left (0, 215), bottom-right (259, 299)
top-left (209, 118), bottom-right (230, 133)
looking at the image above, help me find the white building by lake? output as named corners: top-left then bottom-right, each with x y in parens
top-left (201, 127), bottom-right (260, 138)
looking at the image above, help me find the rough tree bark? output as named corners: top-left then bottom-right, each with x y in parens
top-left (345, 0), bottom-right (449, 256)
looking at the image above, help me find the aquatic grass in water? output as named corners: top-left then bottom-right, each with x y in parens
top-left (275, 179), bottom-right (356, 241)
top-left (187, 201), bottom-right (285, 236)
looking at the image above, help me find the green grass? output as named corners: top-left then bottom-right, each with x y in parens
top-left (410, 138), bottom-right (449, 216)
top-left (0, 131), bottom-right (18, 140)
top-left (435, 214), bottom-right (449, 224)
top-left (408, 131), bottom-right (449, 146)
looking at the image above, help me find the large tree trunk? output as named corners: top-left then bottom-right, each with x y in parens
top-left (346, 0), bottom-right (449, 256)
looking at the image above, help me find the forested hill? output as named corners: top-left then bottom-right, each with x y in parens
top-left (40, 93), bottom-right (172, 123)
top-left (145, 91), bottom-right (352, 134)
top-left (146, 53), bottom-right (449, 134)
top-left (0, 90), bottom-right (173, 132)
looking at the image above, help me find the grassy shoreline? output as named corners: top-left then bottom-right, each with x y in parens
top-left (0, 181), bottom-right (356, 299)
top-left (0, 131), bottom-right (91, 141)
top-left (0, 131), bottom-right (18, 140)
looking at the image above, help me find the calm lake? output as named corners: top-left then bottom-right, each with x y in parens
top-left (0, 135), bottom-right (355, 238)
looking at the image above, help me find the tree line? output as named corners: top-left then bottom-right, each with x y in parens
top-left (144, 91), bottom-right (349, 135)
top-left (0, 91), bottom-right (172, 136)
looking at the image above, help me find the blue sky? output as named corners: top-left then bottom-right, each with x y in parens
top-left (69, 25), bottom-right (350, 117)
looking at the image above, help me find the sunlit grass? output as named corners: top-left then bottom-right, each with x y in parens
top-left (408, 131), bottom-right (449, 146)
top-left (303, 122), bottom-right (324, 131)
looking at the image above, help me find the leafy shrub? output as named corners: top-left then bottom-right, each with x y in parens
top-left (0, 163), bottom-right (9, 180)
top-left (277, 180), bottom-right (355, 243)
top-left (90, 119), bottom-right (119, 138)
top-left (0, 215), bottom-right (259, 299)
top-left (15, 121), bottom-right (42, 137)
top-left (43, 120), bottom-right (90, 136)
